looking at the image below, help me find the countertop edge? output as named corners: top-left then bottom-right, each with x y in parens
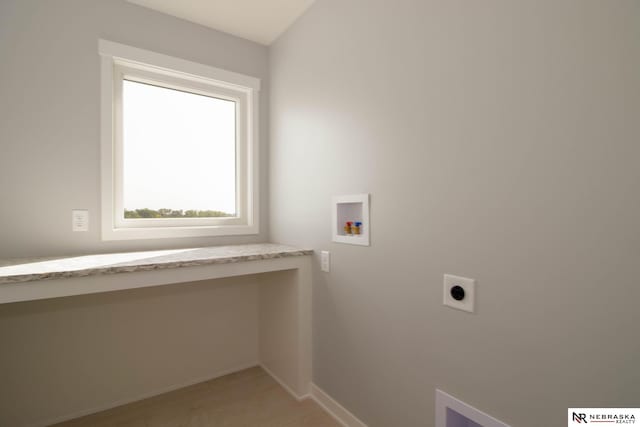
top-left (0, 245), bottom-right (313, 285)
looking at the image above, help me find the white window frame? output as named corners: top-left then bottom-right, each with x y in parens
top-left (99, 40), bottom-right (260, 240)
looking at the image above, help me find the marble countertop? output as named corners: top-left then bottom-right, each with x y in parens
top-left (0, 244), bottom-right (313, 285)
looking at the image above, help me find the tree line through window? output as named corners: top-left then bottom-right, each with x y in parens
top-left (124, 208), bottom-right (234, 219)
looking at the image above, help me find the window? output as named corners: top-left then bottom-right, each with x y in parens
top-left (99, 40), bottom-right (260, 240)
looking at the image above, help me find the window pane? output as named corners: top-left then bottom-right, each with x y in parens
top-left (122, 80), bottom-right (236, 219)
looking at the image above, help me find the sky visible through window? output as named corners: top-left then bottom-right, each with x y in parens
top-left (122, 80), bottom-right (236, 218)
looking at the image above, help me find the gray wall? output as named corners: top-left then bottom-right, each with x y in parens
top-left (0, 275), bottom-right (261, 427)
top-left (269, 1), bottom-right (640, 426)
top-left (0, 0), bottom-right (269, 258)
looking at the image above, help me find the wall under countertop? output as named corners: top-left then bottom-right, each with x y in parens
top-left (0, 275), bottom-right (261, 427)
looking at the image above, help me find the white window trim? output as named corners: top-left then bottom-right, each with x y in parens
top-left (99, 40), bottom-right (260, 240)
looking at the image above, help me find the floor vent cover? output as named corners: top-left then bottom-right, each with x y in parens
top-left (435, 390), bottom-right (511, 427)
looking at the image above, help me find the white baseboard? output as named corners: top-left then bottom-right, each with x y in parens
top-left (29, 361), bottom-right (259, 427)
top-left (259, 363), bottom-right (310, 401)
top-left (310, 383), bottom-right (368, 427)
top-left (259, 367), bottom-right (367, 427)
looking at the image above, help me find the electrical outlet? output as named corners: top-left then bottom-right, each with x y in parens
top-left (321, 251), bottom-right (330, 272)
top-left (443, 274), bottom-right (476, 313)
top-left (72, 210), bottom-right (89, 232)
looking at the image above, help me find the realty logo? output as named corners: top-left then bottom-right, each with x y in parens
top-left (569, 408), bottom-right (639, 425)
top-left (573, 412), bottom-right (588, 423)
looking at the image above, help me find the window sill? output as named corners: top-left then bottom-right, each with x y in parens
top-left (102, 223), bottom-right (259, 240)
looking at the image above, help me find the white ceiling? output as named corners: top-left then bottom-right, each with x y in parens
top-left (127, 0), bottom-right (315, 45)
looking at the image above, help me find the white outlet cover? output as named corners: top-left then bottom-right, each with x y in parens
top-left (320, 251), bottom-right (330, 273)
top-left (72, 210), bottom-right (89, 232)
top-left (443, 274), bottom-right (476, 313)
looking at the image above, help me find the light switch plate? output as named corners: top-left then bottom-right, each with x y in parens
top-left (443, 274), bottom-right (476, 313)
top-left (320, 251), bottom-right (330, 272)
top-left (72, 210), bottom-right (89, 232)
